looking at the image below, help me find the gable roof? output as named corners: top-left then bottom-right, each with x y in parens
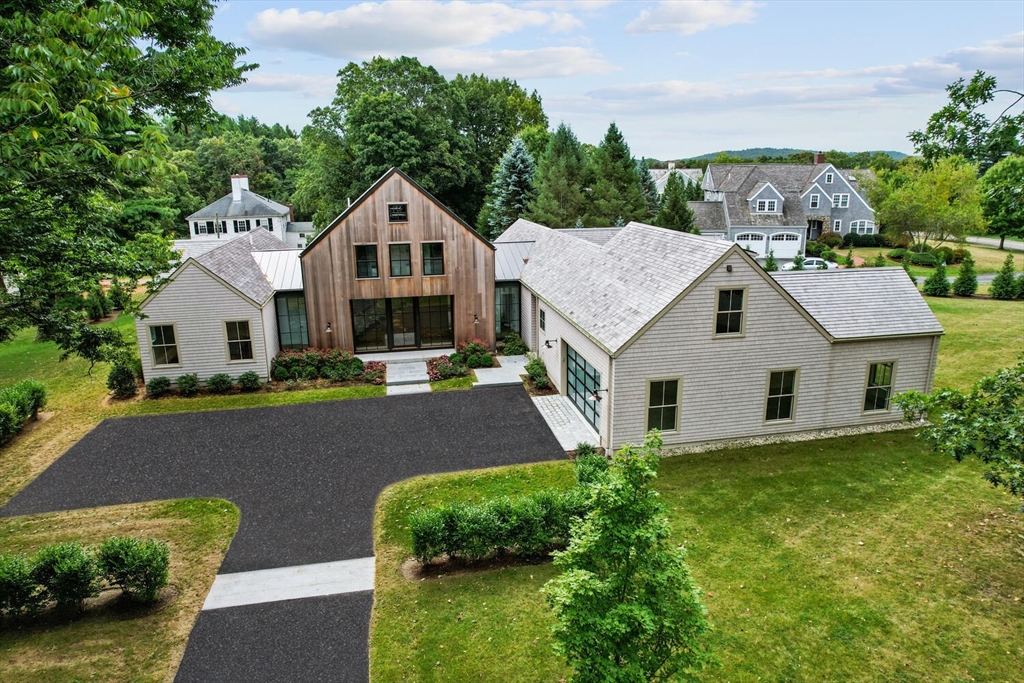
top-left (650, 168), bottom-right (703, 194)
top-left (301, 167), bottom-right (493, 255)
top-left (192, 230), bottom-right (294, 304)
top-left (186, 190), bottom-right (290, 221)
top-left (688, 201), bottom-right (728, 233)
top-left (771, 268), bottom-right (943, 339)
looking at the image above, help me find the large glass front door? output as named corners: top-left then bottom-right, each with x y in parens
top-left (390, 297), bottom-right (417, 348)
top-left (351, 296), bottom-right (453, 352)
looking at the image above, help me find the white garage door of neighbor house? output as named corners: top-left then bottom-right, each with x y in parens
top-left (734, 233), bottom-right (766, 257)
top-left (769, 232), bottom-right (801, 259)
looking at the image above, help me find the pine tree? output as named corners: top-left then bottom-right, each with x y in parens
top-left (990, 253), bottom-right (1018, 299)
top-left (585, 122), bottom-right (647, 226)
top-left (952, 252), bottom-right (978, 296)
top-left (923, 261), bottom-right (951, 296)
top-left (764, 250), bottom-right (779, 272)
top-left (478, 136), bottom-right (536, 239)
top-left (636, 158), bottom-right (659, 219)
top-left (528, 123), bottom-right (588, 228)
top-left (682, 176), bottom-right (704, 201)
top-left (902, 260), bottom-right (918, 286)
top-left (572, 217), bottom-right (584, 229)
top-left (653, 172), bottom-right (696, 232)
top-left (843, 249), bottom-right (855, 268)
top-left (792, 253), bottom-right (806, 270)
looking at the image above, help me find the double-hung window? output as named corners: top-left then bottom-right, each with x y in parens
top-left (355, 245), bottom-right (378, 279)
top-left (755, 199), bottom-right (777, 213)
top-left (864, 362), bottom-right (894, 412)
top-left (832, 193), bottom-right (850, 208)
top-left (825, 172), bottom-right (834, 184)
top-left (647, 379), bottom-right (680, 432)
top-left (422, 242), bottom-right (444, 275)
top-left (389, 244), bottom-right (412, 277)
top-left (833, 219), bottom-right (842, 231)
top-left (715, 288), bottom-right (745, 336)
top-left (809, 194), bottom-right (820, 209)
top-left (234, 219), bottom-right (251, 233)
top-left (765, 369), bottom-right (797, 421)
top-left (149, 325), bottom-right (179, 366)
top-left (225, 321), bottom-right (253, 361)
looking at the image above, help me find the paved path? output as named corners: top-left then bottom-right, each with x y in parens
top-left (532, 395), bottom-right (600, 451)
top-left (474, 354), bottom-right (529, 386)
top-left (2, 386), bottom-right (565, 682)
top-left (202, 557), bottom-right (375, 611)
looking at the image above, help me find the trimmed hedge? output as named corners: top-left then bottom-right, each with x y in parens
top-left (908, 252), bottom-right (938, 267)
top-left (271, 347), bottom-right (366, 382)
top-left (886, 248), bottom-right (908, 261)
top-left (0, 554), bottom-right (44, 617)
top-left (842, 233), bottom-right (885, 248)
top-left (206, 373), bottom-right (233, 394)
top-left (146, 376), bottom-right (171, 397)
top-left (31, 543), bottom-right (99, 609)
top-left (97, 537), bottom-right (170, 604)
top-left (0, 379), bottom-right (48, 445)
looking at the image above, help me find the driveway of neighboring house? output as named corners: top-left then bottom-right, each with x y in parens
top-left (1, 386), bottom-right (565, 682)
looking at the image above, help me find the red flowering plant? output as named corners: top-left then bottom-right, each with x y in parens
top-left (363, 361), bottom-right (386, 385)
top-left (427, 355), bottom-right (469, 381)
top-left (457, 338), bottom-right (494, 369)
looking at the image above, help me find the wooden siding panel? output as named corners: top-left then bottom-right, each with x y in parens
top-left (136, 264), bottom-right (270, 382)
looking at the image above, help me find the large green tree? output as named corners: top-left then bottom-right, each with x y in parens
top-left (528, 123), bottom-right (590, 228)
top-left (979, 154), bottom-right (1024, 250)
top-left (585, 122), bottom-right (646, 226)
top-left (0, 0), bottom-right (251, 349)
top-left (654, 172), bottom-right (697, 232)
top-left (636, 158), bottom-right (659, 220)
top-left (478, 136), bottom-right (536, 239)
top-left (543, 432), bottom-right (714, 682)
top-left (908, 71), bottom-right (1024, 173)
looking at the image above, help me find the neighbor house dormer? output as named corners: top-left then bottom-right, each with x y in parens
top-left (747, 182), bottom-right (784, 214)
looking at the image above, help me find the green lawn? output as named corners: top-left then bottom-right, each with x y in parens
top-left (370, 294), bottom-right (1024, 682)
top-left (849, 245), bottom-right (1021, 280)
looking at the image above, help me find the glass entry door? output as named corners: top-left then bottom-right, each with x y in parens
top-left (389, 297), bottom-right (417, 348)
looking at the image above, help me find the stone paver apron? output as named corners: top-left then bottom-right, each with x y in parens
top-left (1, 386), bottom-right (564, 682)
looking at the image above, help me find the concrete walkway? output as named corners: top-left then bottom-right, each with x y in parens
top-left (532, 394), bottom-right (600, 451)
top-left (474, 354), bottom-right (529, 386)
top-left (203, 557), bottom-right (375, 611)
top-left (385, 360), bottom-right (429, 385)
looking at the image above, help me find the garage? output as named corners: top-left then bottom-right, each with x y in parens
top-left (566, 344), bottom-right (601, 430)
top-left (734, 232), bottom-right (766, 257)
top-left (769, 232), bottom-right (802, 259)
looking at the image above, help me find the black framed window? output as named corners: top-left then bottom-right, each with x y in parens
top-left (766, 370), bottom-right (797, 421)
top-left (149, 325), bottom-right (179, 366)
top-left (352, 299), bottom-right (388, 351)
top-left (356, 245), bottom-right (378, 279)
top-left (647, 379), bottom-right (679, 432)
top-left (566, 345), bottom-right (601, 430)
top-left (225, 321), bottom-right (254, 361)
top-left (388, 203), bottom-right (408, 222)
top-left (715, 288), bottom-right (745, 335)
top-left (390, 244), bottom-right (412, 277)
top-left (275, 294), bottom-right (308, 351)
top-left (495, 282), bottom-right (521, 339)
top-left (423, 242), bottom-right (444, 276)
top-left (539, 309), bottom-right (546, 331)
top-left (864, 362), bottom-right (894, 412)
top-left (419, 296), bottom-right (453, 348)
top-left (233, 219), bottom-right (251, 233)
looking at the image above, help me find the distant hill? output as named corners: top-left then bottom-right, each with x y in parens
top-left (686, 148), bottom-right (908, 161)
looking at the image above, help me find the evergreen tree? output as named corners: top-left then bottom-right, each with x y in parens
top-left (1016, 273), bottom-right (1024, 299)
top-left (653, 172), bottom-right (696, 232)
top-left (682, 176), bottom-right (704, 202)
top-left (903, 260), bottom-right (918, 286)
top-left (952, 252), bottom-right (978, 296)
top-left (843, 249), bottom-right (856, 268)
top-left (792, 253), bottom-right (806, 270)
top-left (585, 123), bottom-right (647, 226)
top-left (478, 137), bottom-right (537, 239)
top-left (529, 123), bottom-right (589, 228)
top-left (764, 250), bottom-right (779, 272)
top-left (573, 217), bottom-right (584, 229)
top-left (636, 158), bottom-right (659, 219)
top-left (990, 253), bottom-right (1018, 299)
top-left (923, 261), bottom-right (951, 296)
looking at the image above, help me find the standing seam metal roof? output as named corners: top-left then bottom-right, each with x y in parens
top-left (192, 230), bottom-right (294, 303)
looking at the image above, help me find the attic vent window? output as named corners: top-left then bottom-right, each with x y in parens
top-left (388, 203), bottom-right (408, 223)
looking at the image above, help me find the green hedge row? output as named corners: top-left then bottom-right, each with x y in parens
top-left (0, 537), bottom-right (170, 617)
top-left (0, 380), bottom-right (48, 445)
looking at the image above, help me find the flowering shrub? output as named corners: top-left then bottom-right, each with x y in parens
top-left (458, 338), bottom-right (493, 368)
top-left (363, 361), bottom-right (386, 385)
top-left (271, 348), bottom-right (364, 382)
top-left (427, 355), bottom-right (469, 381)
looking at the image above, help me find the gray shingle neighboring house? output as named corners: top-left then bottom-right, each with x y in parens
top-left (649, 166), bottom-right (703, 195)
top-left (496, 219), bottom-right (941, 452)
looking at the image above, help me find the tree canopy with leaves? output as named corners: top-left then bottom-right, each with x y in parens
top-left (528, 123), bottom-right (590, 229)
top-left (585, 122), bottom-right (647, 227)
top-left (0, 0), bottom-right (251, 352)
top-left (979, 154), bottom-right (1024, 250)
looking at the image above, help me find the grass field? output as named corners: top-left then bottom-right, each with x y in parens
top-left (0, 499), bottom-right (239, 682)
top-left (849, 245), bottom-right (1021, 279)
top-left (370, 294), bottom-right (1024, 682)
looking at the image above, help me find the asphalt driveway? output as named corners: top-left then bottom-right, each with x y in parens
top-left (1, 385), bottom-right (565, 681)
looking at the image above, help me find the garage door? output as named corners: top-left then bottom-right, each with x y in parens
top-left (769, 232), bottom-right (801, 259)
top-left (566, 344), bottom-right (600, 430)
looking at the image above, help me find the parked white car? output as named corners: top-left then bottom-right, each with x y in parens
top-left (781, 257), bottom-right (838, 271)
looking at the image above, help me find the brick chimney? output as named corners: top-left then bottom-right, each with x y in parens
top-left (230, 174), bottom-right (249, 202)
top-left (813, 151), bottom-right (825, 164)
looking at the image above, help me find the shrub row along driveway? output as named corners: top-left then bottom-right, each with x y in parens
top-left (1, 386), bottom-right (565, 682)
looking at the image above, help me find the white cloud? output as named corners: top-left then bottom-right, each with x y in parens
top-left (425, 46), bottom-right (617, 78)
top-left (943, 31), bottom-right (1024, 73)
top-left (524, 1), bottom-right (616, 10)
top-left (625, 1), bottom-right (760, 35)
top-left (211, 92), bottom-right (243, 114)
top-left (248, 2), bottom-right (555, 57)
top-left (226, 72), bottom-right (337, 99)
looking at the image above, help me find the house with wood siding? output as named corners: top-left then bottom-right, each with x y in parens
top-left (496, 219), bottom-right (942, 452)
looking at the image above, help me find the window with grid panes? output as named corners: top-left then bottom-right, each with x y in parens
top-left (647, 379), bottom-right (679, 431)
top-left (715, 289), bottom-right (744, 335)
top-left (864, 362), bottom-right (894, 411)
top-left (422, 243), bottom-right (444, 275)
top-left (149, 325), bottom-right (179, 365)
top-left (765, 370), bottom-right (797, 421)
top-left (355, 245), bottom-right (378, 278)
top-left (225, 321), bottom-right (253, 361)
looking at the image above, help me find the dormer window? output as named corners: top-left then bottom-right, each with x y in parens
top-left (755, 199), bottom-right (777, 213)
top-left (825, 172), bottom-right (834, 184)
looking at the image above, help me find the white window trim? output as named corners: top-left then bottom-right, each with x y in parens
top-left (763, 367), bottom-right (800, 424)
top-left (645, 377), bottom-right (683, 434)
top-left (862, 360), bottom-right (898, 414)
top-left (713, 285), bottom-right (748, 339)
top-left (387, 202), bottom-right (409, 223)
top-left (223, 319), bottom-right (256, 364)
top-left (833, 219), bottom-right (842, 231)
top-left (825, 172), bottom-right (834, 184)
top-left (809, 194), bottom-right (820, 209)
top-left (149, 323), bottom-right (181, 368)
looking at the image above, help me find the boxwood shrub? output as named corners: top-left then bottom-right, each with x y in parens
top-left (932, 246), bottom-right (955, 265)
top-left (146, 376), bottom-right (171, 397)
top-left (236, 371), bottom-right (262, 391)
top-left (206, 373), bottom-right (233, 394)
top-left (107, 364), bottom-right (138, 399)
top-left (0, 379), bottom-right (49, 444)
top-left (270, 347), bottom-right (365, 382)
top-left (501, 332), bottom-right (528, 356)
top-left (908, 252), bottom-right (938, 267)
top-left (886, 248), bottom-right (908, 261)
top-left (0, 553), bottom-right (44, 617)
top-left (31, 543), bottom-right (99, 609)
top-left (804, 241), bottom-right (824, 257)
top-left (97, 537), bottom-right (170, 604)
top-left (176, 373), bottom-right (200, 397)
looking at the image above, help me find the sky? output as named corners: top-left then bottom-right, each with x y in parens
top-left (209, 0), bottom-right (1024, 159)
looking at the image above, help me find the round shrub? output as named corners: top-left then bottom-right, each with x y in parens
top-left (819, 231), bottom-right (844, 248)
top-left (950, 248), bottom-right (968, 265)
top-left (908, 242), bottom-right (932, 254)
top-left (106, 364), bottom-right (138, 399)
top-left (272, 366), bottom-right (292, 382)
top-left (146, 376), bottom-right (171, 397)
top-left (97, 537), bottom-right (170, 604)
top-left (300, 366), bottom-right (319, 381)
top-left (820, 248), bottom-right (838, 263)
top-left (31, 543), bottom-right (99, 609)
top-left (176, 373), bottom-right (200, 397)
top-left (237, 371), bottom-right (262, 391)
top-left (804, 241), bottom-right (824, 257)
top-left (908, 252), bottom-right (938, 267)
top-left (932, 246), bottom-right (954, 265)
top-left (886, 248), bottom-right (907, 261)
top-left (501, 332), bottom-right (528, 356)
top-left (466, 353), bottom-right (493, 369)
top-left (206, 373), bottom-right (233, 394)
top-left (0, 553), bottom-right (44, 617)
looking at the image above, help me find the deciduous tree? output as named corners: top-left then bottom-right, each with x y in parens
top-left (979, 154), bottom-right (1024, 250)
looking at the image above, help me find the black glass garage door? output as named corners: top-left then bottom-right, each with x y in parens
top-left (566, 344), bottom-right (601, 430)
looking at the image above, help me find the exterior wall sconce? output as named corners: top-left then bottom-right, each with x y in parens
top-left (726, 264), bottom-right (733, 272)
top-left (544, 339), bottom-right (557, 349)
top-left (588, 388), bottom-right (609, 402)
top-left (473, 314), bottom-right (480, 325)
top-left (325, 322), bottom-right (332, 334)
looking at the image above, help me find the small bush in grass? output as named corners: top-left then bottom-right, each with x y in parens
top-left (237, 371), bottom-right (262, 391)
top-left (0, 554), bottom-right (44, 617)
top-left (525, 355), bottom-right (547, 380)
top-left (990, 253), bottom-right (1018, 300)
top-left (842, 249), bottom-right (855, 268)
top-left (923, 261), bottom-right (950, 297)
top-left (4, 379), bottom-right (48, 419)
top-left (97, 537), bottom-right (170, 603)
top-left (1016, 273), bottom-right (1024, 299)
top-left (932, 246), bottom-right (955, 266)
top-left (146, 376), bottom-right (171, 397)
top-left (908, 252), bottom-right (938, 267)
top-left (873, 252), bottom-right (887, 267)
top-left (887, 248), bottom-right (907, 261)
top-left (501, 332), bottom-right (528, 356)
top-left (952, 252), bottom-right (978, 297)
top-left (206, 373), bottom-right (233, 394)
top-left (818, 231), bottom-right (843, 248)
top-left (31, 543), bottom-right (99, 609)
top-left (950, 248), bottom-right (968, 264)
top-left (820, 248), bottom-right (838, 263)
top-left (909, 242), bottom-right (932, 253)
top-left (804, 241), bottom-right (823, 257)
top-left (176, 373), bottom-right (200, 397)
top-left (0, 403), bottom-right (21, 445)
top-left (106, 364), bottom-right (138, 398)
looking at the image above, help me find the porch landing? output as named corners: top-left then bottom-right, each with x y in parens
top-left (356, 348), bottom-right (454, 363)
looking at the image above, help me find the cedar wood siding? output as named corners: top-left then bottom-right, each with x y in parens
top-left (136, 262), bottom-right (271, 383)
top-left (609, 251), bottom-right (938, 450)
top-left (301, 172), bottom-right (495, 350)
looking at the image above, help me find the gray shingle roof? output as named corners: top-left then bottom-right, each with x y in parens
top-left (564, 228), bottom-right (624, 246)
top-left (186, 190), bottom-right (290, 221)
top-left (193, 230), bottom-right (293, 303)
top-left (688, 201), bottom-right (728, 233)
top-left (771, 268), bottom-right (943, 339)
top-left (519, 221), bottom-right (732, 354)
top-left (650, 168), bottom-right (703, 194)
top-left (494, 241), bottom-right (534, 281)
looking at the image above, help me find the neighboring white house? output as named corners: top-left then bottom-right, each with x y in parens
top-left (649, 164), bottom-right (703, 195)
top-left (496, 219), bottom-right (942, 452)
top-left (181, 174), bottom-right (314, 250)
top-left (136, 231), bottom-right (307, 384)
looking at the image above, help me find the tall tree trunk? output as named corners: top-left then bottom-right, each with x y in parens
top-left (999, 234), bottom-right (1005, 250)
